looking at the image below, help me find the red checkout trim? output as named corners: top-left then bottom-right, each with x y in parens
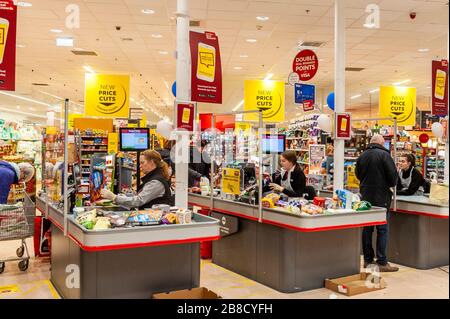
top-left (262, 218), bottom-right (387, 233)
top-left (393, 208), bottom-right (449, 219)
top-left (47, 215), bottom-right (220, 252)
top-left (189, 200), bottom-right (387, 232)
top-left (188, 202), bottom-right (210, 210)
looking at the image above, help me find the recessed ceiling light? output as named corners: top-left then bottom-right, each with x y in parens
top-left (239, 54), bottom-right (249, 58)
top-left (142, 9), bottom-right (155, 15)
top-left (159, 51), bottom-right (169, 55)
top-left (50, 29), bottom-right (63, 33)
top-left (393, 79), bottom-right (411, 86)
top-left (426, 86), bottom-right (431, 89)
top-left (16, 44), bottom-right (25, 48)
top-left (56, 37), bottom-right (73, 47)
top-left (234, 66), bottom-right (243, 70)
top-left (418, 48), bottom-right (429, 52)
top-left (264, 73), bottom-right (274, 81)
top-left (256, 16), bottom-right (269, 21)
top-left (29, 107), bottom-right (35, 111)
top-left (16, 105), bottom-right (21, 109)
top-left (152, 34), bottom-right (163, 39)
top-left (83, 65), bottom-right (95, 74)
top-left (246, 39), bottom-right (257, 43)
top-left (363, 23), bottom-right (377, 29)
top-left (17, 2), bottom-right (32, 7)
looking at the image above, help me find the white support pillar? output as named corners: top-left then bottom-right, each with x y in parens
top-left (333, 0), bottom-right (346, 191)
top-left (444, 27), bottom-right (449, 184)
top-left (175, 0), bottom-right (191, 208)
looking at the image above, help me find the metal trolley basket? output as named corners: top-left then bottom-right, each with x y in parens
top-left (0, 194), bottom-right (35, 273)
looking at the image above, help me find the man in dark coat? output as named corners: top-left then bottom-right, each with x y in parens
top-left (356, 134), bottom-right (399, 272)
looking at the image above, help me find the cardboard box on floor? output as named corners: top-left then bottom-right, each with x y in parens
top-left (325, 273), bottom-right (386, 297)
top-left (152, 287), bottom-right (222, 299)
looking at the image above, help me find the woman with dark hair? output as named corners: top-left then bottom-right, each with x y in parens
top-left (397, 153), bottom-right (426, 196)
top-left (269, 150), bottom-right (310, 198)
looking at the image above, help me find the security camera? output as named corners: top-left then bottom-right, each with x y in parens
top-left (115, 26), bottom-right (122, 31)
top-left (409, 12), bottom-right (417, 19)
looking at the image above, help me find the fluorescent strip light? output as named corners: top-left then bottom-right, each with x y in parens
top-left (17, 2), bottom-right (33, 7)
top-left (246, 39), bottom-right (257, 43)
top-left (393, 79), bottom-right (411, 86)
top-left (264, 73), bottom-right (274, 81)
top-left (0, 106), bottom-right (47, 119)
top-left (0, 92), bottom-right (50, 106)
top-left (38, 91), bottom-right (84, 108)
top-left (369, 88), bottom-right (380, 93)
top-left (83, 65), bottom-right (95, 74)
top-left (56, 37), bottom-right (73, 47)
top-left (50, 29), bottom-right (63, 33)
top-left (351, 94), bottom-right (362, 99)
top-left (232, 100), bottom-right (244, 112)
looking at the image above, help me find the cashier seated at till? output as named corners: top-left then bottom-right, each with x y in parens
top-left (101, 150), bottom-right (174, 208)
top-left (396, 154), bottom-right (428, 196)
top-left (269, 150), bottom-right (310, 198)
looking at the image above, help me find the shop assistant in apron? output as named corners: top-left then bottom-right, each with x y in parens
top-left (396, 154), bottom-right (425, 196)
top-left (269, 150), bottom-right (307, 198)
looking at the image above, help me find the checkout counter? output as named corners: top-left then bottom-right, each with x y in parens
top-left (318, 190), bottom-right (449, 270)
top-left (388, 195), bottom-right (448, 269)
top-left (36, 195), bottom-right (220, 299)
top-left (188, 193), bottom-right (387, 293)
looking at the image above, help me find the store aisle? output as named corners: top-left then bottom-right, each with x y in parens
top-left (0, 239), bottom-right (447, 299)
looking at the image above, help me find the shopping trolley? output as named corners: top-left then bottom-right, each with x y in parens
top-left (0, 194), bottom-right (35, 273)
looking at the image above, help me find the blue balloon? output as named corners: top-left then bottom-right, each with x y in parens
top-left (171, 81), bottom-right (176, 97)
top-left (327, 92), bottom-right (335, 111)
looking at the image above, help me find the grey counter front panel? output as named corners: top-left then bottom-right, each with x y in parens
top-left (389, 197), bottom-right (449, 270)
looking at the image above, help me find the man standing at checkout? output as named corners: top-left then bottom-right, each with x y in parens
top-left (356, 134), bottom-right (399, 272)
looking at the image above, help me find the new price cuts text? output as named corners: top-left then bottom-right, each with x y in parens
top-left (256, 90), bottom-right (273, 108)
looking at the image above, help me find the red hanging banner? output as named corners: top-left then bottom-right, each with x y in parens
top-left (431, 60), bottom-right (448, 116)
top-left (0, 0), bottom-right (16, 91)
top-left (335, 112), bottom-right (351, 140)
top-left (190, 31), bottom-right (222, 104)
top-left (176, 102), bottom-right (195, 132)
top-left (292, 49), bottom-right (318, 82)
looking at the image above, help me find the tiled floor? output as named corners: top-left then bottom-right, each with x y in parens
top-left (0, 239), bottom-right (448, 299)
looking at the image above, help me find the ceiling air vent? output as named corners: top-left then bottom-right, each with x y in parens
top-left (345, 67), bottom-right (365, 72)
top-left (71, 49), bottom-right (98, 56)
top-left (190, 20), bottom-right (201, 27)
top-left (32, 83), bottom-right (49, 86)
top-left (298, 41), bottom-right (325, 48)
top-left (121, 37), bottom-right (133, 41)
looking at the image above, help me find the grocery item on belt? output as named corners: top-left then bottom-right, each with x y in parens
top-left (152, 204), bottom-right (171, 214)
top-left (286, 205), bottom-right (301, 215)
top-left (301, 204), bottom-right (324, 215)
top-left (353, 200), bottom-right (372, 211)
top-left (262, 197), bottom-right (275, 208)
top-left (93, 217), bottom-right (111, 230)
top-left (176, 209), bottom-right (192, 224)
top-left (162, 213), bottom-right (178, 225)
top-left (335, 189), bottom-right (355, 210)
top-left (76, 209), bottom-right (97, 225)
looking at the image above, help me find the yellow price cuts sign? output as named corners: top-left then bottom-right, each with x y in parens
top-left (221, 168), bottom-right (241, 195)
top-left (347, 165), bottom-right (360, 189)
top-left (244, 80), bottom-right (285, 123)
top-left (85, 74), bottom-right (130, 118)
top-left (108, 133), bottom-right (118, 153)
top-left (235, 122), bottom-right (252, 136)
top-left (379, 86), bottom-right (416, 126)
top-left (197, 43), bottom-right (216, 82)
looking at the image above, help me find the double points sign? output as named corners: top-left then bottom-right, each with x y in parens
top-left (292, 49), bottom-right (319, 82)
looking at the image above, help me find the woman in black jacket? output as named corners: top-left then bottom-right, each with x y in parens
top-left (269, 150), bottom-right (307, 198)
top-left (397, 154), bottom-right (425, 196)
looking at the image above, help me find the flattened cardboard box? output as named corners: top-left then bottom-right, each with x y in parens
top-left (325, 273), bottom-right (386, 297)
top-left (152, 287), bottom-right (222, 299)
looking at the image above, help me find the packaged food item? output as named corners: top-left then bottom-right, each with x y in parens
top-left (176, 209), bottom-right (192, 224)
top-left (93, 217), bottom-right (111, 230)
top-left (301, 204), bottom-right (324, 215)
top-left (276, 200), bottom-right (289, 208)
top-left (286, 205), bottom-right (301, 214)
top-left (262, 197), bottom-right (275, 208)
top-left (76, 209), bottom-right (97, 225)
top-left (313, 197), bottom-right (326, 208)
top-left (335, 189), bottom-right (354, 210)
top-left (162, 213), bottom-right (179, 225)
top-left (107, 214), bottom-right (127, 228)
top-left (353, 200), bottom-right (372, 211)
top-left (82, 220), bottom-right (95, 230)
top-left (266, 193), bottom-right (281, 204)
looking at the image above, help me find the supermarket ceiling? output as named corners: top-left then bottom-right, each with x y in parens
top-left (0, 0), bottom-right (448, 124)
